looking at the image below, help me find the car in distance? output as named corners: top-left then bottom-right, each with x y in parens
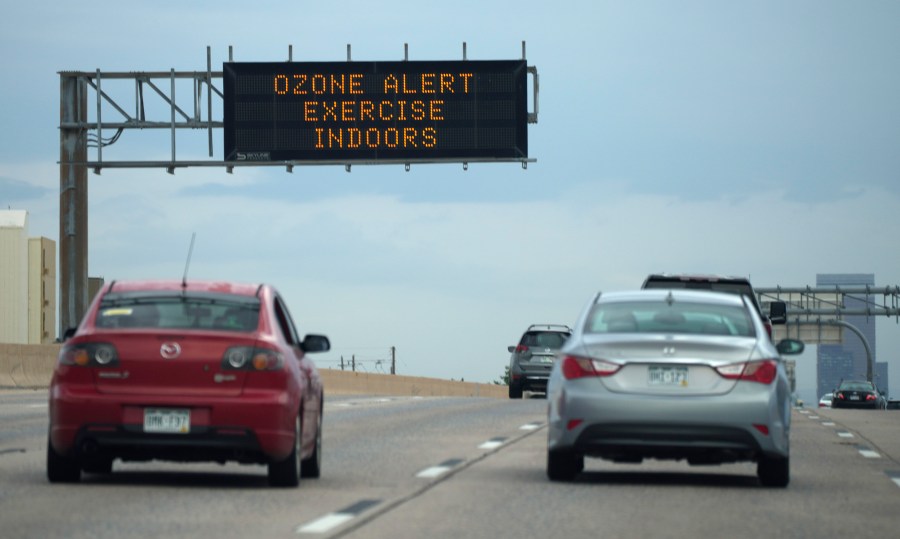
top-left (47, 279), bottom-right (330, 487)
top-left (641, 274), bottom-right (787, 339)
top-left (546, 289), bottom-right (805, 487)
top-left (832, 380), bottom-right (887, 410)
top-left (508, 324), bottom-right (572, 399)
top-left (818, 393), bottom-right (833, 408)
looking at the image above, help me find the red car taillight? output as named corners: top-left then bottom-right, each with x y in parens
top-left (560, 355), bottom-right (621, 380)
top-left (58, 342), bottom-right (120, 367)
top-left (514, 345), bottom-right (529, 354)
top-left (716, 359), bottom-right (778, 384)
top-left (222, 346), bottom-right (284, 371)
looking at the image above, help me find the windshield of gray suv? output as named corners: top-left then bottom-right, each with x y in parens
top-left (586, 301), bottom-right (756, 337)
top-left (519, 331), bottom-right (570, 349)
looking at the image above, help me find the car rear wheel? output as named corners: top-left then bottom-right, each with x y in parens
top-left (268, 414), bottom-right (301, 487)
top-left (757, 455), bottom-right (789, 487)
top-left (509, 382), bottom-right (523, 399)
top-left (46, 437), bottom-right (81, 483)
top-left (547, 449), bottom-right (584, 481)
top-left (300, 397), bottom-right (323, 479)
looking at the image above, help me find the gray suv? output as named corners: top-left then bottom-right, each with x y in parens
top-left (508, 324), bottom-right (572, 399)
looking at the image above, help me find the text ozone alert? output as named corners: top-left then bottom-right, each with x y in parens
top-left (273, 72), bottom-right (475, 96)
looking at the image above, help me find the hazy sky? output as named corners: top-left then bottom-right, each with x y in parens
top-left (2, 1), bottom-right (899, 400)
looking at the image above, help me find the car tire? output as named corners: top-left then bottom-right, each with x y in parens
top-left (509, 382), bottom-right (523, 399)
top-left (300, 396), bottom-right (323, 479)
top-left (268, 414), bottom-right (301, 487)
top-left (47, 437), bottom-right (81, 483)
top-left (757, 455), bottom-right (789, 488)
top-left (547, 449), bottom-right (584, 482)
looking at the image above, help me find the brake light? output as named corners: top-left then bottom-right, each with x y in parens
top-left (222, 346), bottom-right (284, 371)
top-left (514, 345), bottom-right (529, 354)
top-left (716, 359), bottom-right (778, 384)
top-left (866, 394), bottom-right (876, 401)
top-left (560, 355), bottom-right (620, 380)
top-left (58, 342), bottom-right (120, 367)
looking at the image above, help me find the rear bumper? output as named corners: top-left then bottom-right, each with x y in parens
top-left (49, 383), bottom-right (297, 462)
top-left (548, 379), bottom-right (790, 462)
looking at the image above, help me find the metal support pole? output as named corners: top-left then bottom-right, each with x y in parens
top-left (59, 74), bottom-right (89, 335)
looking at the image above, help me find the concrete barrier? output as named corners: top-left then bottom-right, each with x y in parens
top-left (0, 343), bottom-right (507, 398)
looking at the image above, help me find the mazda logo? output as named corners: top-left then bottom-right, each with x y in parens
top-left (160, 342), bottom-right (182, 359)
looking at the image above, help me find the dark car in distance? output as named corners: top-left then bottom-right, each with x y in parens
top-left (832, 380), bottom-right (887, 410)
top-left (47, 279), bottom-right (330, 487)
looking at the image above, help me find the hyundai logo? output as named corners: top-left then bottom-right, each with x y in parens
top-left (160, 342), bottom-right (182, 359)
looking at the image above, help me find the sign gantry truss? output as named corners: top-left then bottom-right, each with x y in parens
top-left (757, 285), bottom-right (900, 383)
top-left (59, 44), bottom-right (539, 175)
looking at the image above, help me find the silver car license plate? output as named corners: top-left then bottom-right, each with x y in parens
top-left (648, 366), bottom-right (688, 386)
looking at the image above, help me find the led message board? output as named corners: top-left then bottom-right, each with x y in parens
top-left (223, 60), bottom-right (528, 162)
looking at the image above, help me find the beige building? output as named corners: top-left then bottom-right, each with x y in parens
top-left (0, 210), bottom-right (57, 344)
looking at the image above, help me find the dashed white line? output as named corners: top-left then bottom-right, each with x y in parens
top-left (297, 514), bottom-right (355, 534)
top-left (859, 448), bottom-right (881, 459)
top-left (479, 439), bottom-right (505, 450)
top-left (296, 499), bottom-right (380, 535)
top-left (416, 458), bottom-right (463, 479)
top-left (520, 422), bottom-right (542, 431)
top-left (837, 431), bottom-right (855, 438)
top-left (822, 422), bottom-right (836, 426)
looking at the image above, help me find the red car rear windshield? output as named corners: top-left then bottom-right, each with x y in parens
top-left (96, 293), bottom-right (260, 331)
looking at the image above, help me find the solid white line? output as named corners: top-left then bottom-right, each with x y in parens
top-left (479, 440), bottom-right (504, 450)
top-left (416, 466), bottom-right (451, 478)
top-left (296, 513), bottom-right (354, 534)
top-left (859, 449), bottom-right (881, 459)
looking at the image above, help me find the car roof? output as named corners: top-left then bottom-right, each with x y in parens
top-left (103, 279), bottom-right (263, 297)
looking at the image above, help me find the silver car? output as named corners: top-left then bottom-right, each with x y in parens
top-left (546, 289), bottom-right (805, 487)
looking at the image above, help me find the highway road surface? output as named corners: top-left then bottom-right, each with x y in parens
top-left (1, 389), bottom-right (898, 538)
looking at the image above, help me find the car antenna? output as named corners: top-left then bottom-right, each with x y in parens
top-left (182, 232), bottom-right (196, 293)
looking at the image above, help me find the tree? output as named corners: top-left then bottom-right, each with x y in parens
top-left (493, 365), bottom-right (510, 386)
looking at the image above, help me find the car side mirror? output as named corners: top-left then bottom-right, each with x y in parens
top-left (769, 301), bottom-right (787, 325)
top-left (507, 346), bottom-right (516, 353)
top-left (62, 327), bottom-right (77, 342)
top-left (301, 334), bottom-right (331, 353)
top-left (776, 338), bottom-right (804, 355)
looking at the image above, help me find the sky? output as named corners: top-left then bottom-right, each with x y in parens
top-left (2, 1), bottom-right (899, 401)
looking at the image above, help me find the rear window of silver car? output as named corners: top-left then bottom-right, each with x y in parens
top-left (586, 301), bottom-right (756, 337)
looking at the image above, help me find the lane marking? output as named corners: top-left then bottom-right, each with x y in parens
top-left (857, 446), bottom-right (881, 459)
top-left (520, 422), bottom-right (542, 431)
top-left (887, 471), bottom-right (900, 489)
top-left (837, 431), bottom-right (855, 438)
top-left (479, 437), bottom-right (507, 450)
top-left (296, 499), bottom-right (380, 534)
top-left (416, 458), bottom-right (464, 479)
top-left (822, 422), bottom-right (836, 426)
top-left (808, 415), bottom-right (819, 420)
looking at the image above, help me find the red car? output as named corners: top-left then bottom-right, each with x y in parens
top-left (47, 279), bottom-right (329, 487)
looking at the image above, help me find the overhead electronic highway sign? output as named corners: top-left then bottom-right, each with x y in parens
top-left (223, 60), bottom-right (528, 163)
